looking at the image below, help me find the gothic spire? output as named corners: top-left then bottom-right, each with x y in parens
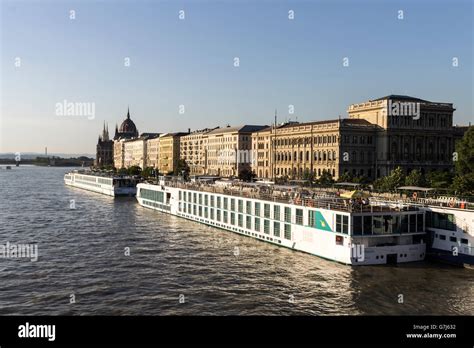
top-left (127, 106), bottom-right (130, 119)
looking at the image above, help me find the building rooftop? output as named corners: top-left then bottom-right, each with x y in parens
top-left (207, 125), bottom-right (267, 135)
top-left (253, 118), bottom-right (374, 132)
top-left (370, 95), bottom-right (430, 103)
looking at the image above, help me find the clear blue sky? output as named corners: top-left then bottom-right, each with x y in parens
top-left (1, 0), bottom-right (472, 154)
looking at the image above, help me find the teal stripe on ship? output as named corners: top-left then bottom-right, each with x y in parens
top-left (315, 211), bottom-right (332, 232)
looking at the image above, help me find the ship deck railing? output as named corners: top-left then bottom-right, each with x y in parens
top-left (162, 181), bottom-right (418, 214)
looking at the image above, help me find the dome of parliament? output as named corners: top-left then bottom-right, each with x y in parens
top-left (114, 108), bottom-right (139, 140)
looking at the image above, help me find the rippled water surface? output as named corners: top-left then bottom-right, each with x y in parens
top-left (0, 166), bottom-right (473, 315)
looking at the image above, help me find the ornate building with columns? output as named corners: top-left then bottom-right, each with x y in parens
top-left (251, 95), bottom-right (468, 181)
top-left (348, 95), bottom-right (462, 177)
top-left (251, 119), bottom-right (376, 180)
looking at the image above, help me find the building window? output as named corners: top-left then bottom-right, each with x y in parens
top-left (231, 212), bottom-right (235, 225)
top-left (246, 201), bottom-right (252, 215)
top-left (238, 200), bottom-right (243, 213)
top-left (238, 214), bottom-right (243, 227)
top-left (449, 236), bottom-right (457, 243)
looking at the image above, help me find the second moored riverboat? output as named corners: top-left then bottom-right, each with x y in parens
top-left (64, 170), bottom-right (138, 197)
top-left (136, 178), bottom-right (427, 266)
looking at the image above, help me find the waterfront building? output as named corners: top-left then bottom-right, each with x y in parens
top-left (252, 95), bottom-right (468, 181)
top-left (252, 119), bottom-right (376, 180)
top-left (146, 135), bottom-right (161, 169)
top-left (348, 95), bottom-right (465, 177)
top-left (206, 125), bottom-right (267, 177)
top-left (113, 108), bottom-right (140, 169)
top-left (158, 132), bottom-right (188, 175)
top-left (95, 122), bottom-right (114, 167)
top-left (180, 128), bottom-right (217, 176)
top-left (122, 133), bottom-right (160, 169)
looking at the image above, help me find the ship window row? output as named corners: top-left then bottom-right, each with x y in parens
top-left (76, 175), bottom-right (98, 182)
top-left (178, 203), bottom-right (292, 240)
top-left (351, 214), bottom-right (424, 235)
top-left (140, 189), bottom-right (164, 203)
top-left (425, 211), bottom-right (456, 231)
top-left (97, 178), bottom-right (112, 185)
top-left (179, 190), bottom-right (299, 223)
top-left (435, 234), bottom-right (469, 245)
top-left (142, 200), bottom-right (170, 211)
top-left (75, 179), bottom-right (101, 188)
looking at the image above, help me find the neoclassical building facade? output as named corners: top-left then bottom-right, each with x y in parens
top-left (347, 95), bottom-right (463, 177)
top-left (251, 119), bottom-right (376, 180)
top-left (251, 95), bottom-right (468, 181)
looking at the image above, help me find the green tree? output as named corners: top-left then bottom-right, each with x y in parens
top-left (317, 169), bottom-right (334, 186)
top-left (404, 169), bottom-right (426, 187)
top-left (275, 175), bottom-right (289, 185)
top-left (426, 170), bottom-right (453, 189)
top-left (337, 172), bottom-right (353, 183)
top-left (374, 167), bottom-right (405, 192)
top-left (117, 167), bottom-right (128, 175)
top-left (141, 167), bottom-right (155, 178)
top-left (238, 168), bottom-right (256, 182)
top-left (127, 165), bottom-right (142, 176)
top-left (452, 127), bottom-right (474, 194)
top-left (385, 167), bottom-right (405, 191)
top-left (303, 168), bottom-right (315, 182)
top-left (175, 159), bottom-right (190, 180)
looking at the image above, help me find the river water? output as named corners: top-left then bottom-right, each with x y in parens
top-left (0, 166), bottom-right (473, 315)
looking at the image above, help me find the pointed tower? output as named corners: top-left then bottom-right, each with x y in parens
top-left (102, 121), bottom-right (109, 142)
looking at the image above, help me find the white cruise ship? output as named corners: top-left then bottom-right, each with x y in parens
top-left (136, 178), bottom-right (427, 265)
top-left (365, 195), bottom-right (474, 267)
top-left (64, 170), bottom-right (137, 197)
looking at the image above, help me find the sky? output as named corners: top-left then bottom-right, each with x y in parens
top-left (1, 0), bottom-right (473, 154)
